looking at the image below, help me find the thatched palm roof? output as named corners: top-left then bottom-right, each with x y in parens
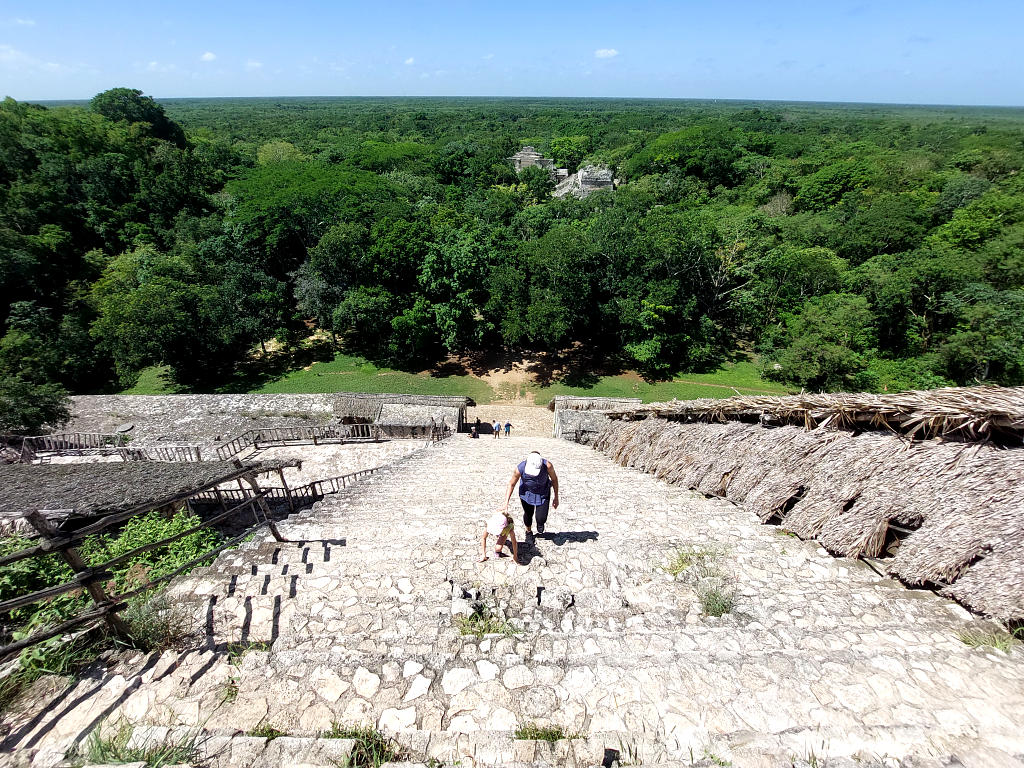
top-left (593, 406), bottom-right (1024, 621)
top-left (606, 386), bottom-right (1024, 443)
top-left (548, 395), bottom-right (642, 412)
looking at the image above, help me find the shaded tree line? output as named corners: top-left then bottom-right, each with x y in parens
top-left (3, 90), bottom-right (1024, 432)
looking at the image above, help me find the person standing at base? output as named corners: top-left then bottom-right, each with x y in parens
top-left (504, 421), bottom-right (512, 437)
top-left (492, 420), bottom-right (501, 439)
top-left (501, 451), bottom-right (559, 537)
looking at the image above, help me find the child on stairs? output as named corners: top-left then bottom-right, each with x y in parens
top-left (480, 510), bottom-right (520, 564)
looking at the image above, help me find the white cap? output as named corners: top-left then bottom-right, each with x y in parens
top-left (524, 452), bottom-right (543, 476)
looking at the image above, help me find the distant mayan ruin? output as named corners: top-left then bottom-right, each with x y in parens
top-left (509, 145), bottom-right (617, 199)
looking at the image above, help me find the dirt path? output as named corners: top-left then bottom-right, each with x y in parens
top-left (466, 404), bottom-right (552, 437)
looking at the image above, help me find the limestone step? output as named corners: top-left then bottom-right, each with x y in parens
top-left (106, 724), bottom-right (691, 768)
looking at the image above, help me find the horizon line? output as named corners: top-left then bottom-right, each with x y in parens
top-left (20, 94), bottom-right (1024, 111)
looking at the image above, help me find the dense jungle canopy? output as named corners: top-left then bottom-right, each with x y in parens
top-left (2, 90), bottom-right (1024, 430)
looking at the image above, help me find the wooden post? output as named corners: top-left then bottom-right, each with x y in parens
top-left (241, 472), bottom-right (287, 542)
top-left (24, 510), bottom-right (132, 641)
top-left (277, 467), bottom-right (295, 513)
top-left (214, 487), bottom-right (229, 514)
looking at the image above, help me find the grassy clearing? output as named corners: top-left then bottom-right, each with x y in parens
top-left (533, 361), bottom-right (790, 405)
top-left (119, 365), bottom-right (178, 395)
top-left (68, 723), bottom-right (199, 768)
top-left (514, 723), bottom-right (583, 742)
top-left (320, 723), bottom-right (405, 767)
top-left (253, 353), bottom-right (496, 402)
top-left (957, 628), bottom-right (1019, 652)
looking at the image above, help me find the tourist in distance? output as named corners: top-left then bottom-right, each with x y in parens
top-left (492, 420), bottom-right (501, 439)
top-left (470, 426), bottom-right (479, 438)
top-left (504, 420), bottom-right (512, 437)
top-left (500, 451), bottom-right (559, 537)
top-left (480, 510), bottom-right (520, 563)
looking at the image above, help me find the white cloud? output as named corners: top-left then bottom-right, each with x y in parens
top-left (404, 56), bottom-right (414, 65)
top-left (200, 51), bottom-right (216, 62)
top-left (482, 53), bottom-right (494, 60)
top-left (594, 48), bottom-right (618, 59)
top-left (245, 59), bottom-right (262, 70)
top-left (0, 44), bottom-right (59, 72)
top-left (12, 17), bottom-right (35, 26)
top-left (144, 60), bottom-right (176, 73)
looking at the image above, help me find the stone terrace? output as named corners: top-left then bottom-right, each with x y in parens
top-left (4, 433), bottom-right (1023, 768)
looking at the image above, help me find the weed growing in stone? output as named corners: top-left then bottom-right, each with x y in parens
top-left (0, 632), bottom-right (102, 714)
top-left (227, 640), bottom-right (272, 665)
top-left (514, 722), bottom-right (583, 742)
top-left (222, 675), bottom-right (239, 703)
top-left (663, 544), bottom-right (725, 579)
top-left (455, 603), bottom-right (519, 639)
top-left (121, 594), bottom-right (190, 652)
top-left (957, 628), bottom-right (1019, 652)
top-left (703, 749), bottom-right (732, 766)
top-left (67, 723), bottom-right (199, 767)
top-left (698, 584), bottom-right (736, 617)
top-left (247, 723), bottom-right (287, 740)
top-left (321, 723), bottom-right (405, 767)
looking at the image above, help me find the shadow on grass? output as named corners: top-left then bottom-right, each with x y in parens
top-left (216, 338), bottom-right (338, 393)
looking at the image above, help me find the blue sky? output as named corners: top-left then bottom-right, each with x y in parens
top-left (1, 0), bottom-right (1021, 105)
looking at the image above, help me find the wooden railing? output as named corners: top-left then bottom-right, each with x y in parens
top-left (21, 432), bottom-right (129, 463)
top-left (0, 474), bottom-right (284, 664)
top-left (191, 466), bottom-right (381, 509)
top-left (215, 424), bottom-right (382, 460)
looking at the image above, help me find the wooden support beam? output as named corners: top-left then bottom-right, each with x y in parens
top-left (23, 510), bottom-right (132, 641)
top-left (241, 472), bottom-right (286, 542)
top-left (277, 467), bottom-right (295, 513)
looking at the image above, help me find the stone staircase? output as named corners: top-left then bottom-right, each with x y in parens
top-left (5, 435), bottom-right (1024, 768)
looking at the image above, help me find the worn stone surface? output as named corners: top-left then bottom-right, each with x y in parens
top-left (3, 430), bottom-right (1024, 767)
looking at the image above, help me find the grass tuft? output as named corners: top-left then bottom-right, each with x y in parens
top-left (957, 628), bottom-right (1019, 652)
top-left (698, 584), bottom-right (736, 617)
top-left (68, 723), bottom-right (198, 768)
top-left (320, 723), bottom-right (405, 767)
top-left (454, 603), bottom-right (519, 639)
top-left (247, 723), bottom-right (287, 740)
top-left (514, 722), bottom-right (583, 742)
top-left (121, 594), bottom-right (191, 653)
top-left (663, 544), bottom-right (725, 578)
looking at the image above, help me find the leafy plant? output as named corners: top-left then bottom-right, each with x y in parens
top-left (67, 723), bottom-right (199, 768)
